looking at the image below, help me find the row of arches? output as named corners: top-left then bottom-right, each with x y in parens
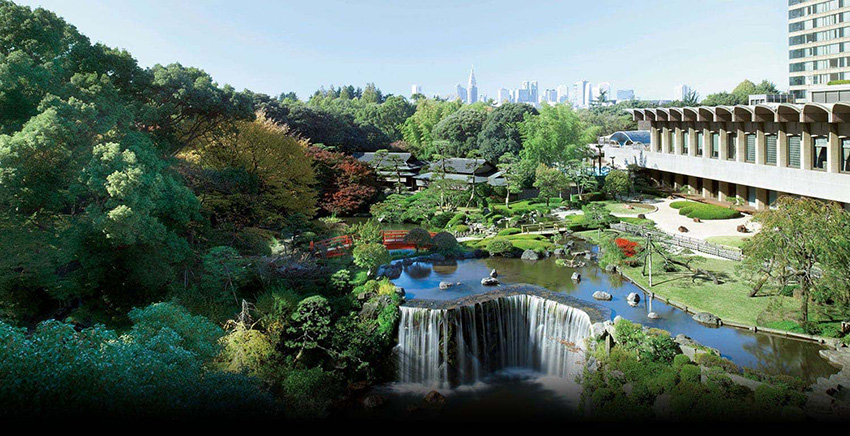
top-left (629, 103), bottom-right (850, 124)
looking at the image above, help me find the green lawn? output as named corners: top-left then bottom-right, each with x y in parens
top-left (604, 202), bottom-right (655, 215)
top-left (464, 233), bottom-right (554, 253)
top-left (574, 229), bottom-right (803, 327)
top-left (705, 235), bottom-right (751, 249)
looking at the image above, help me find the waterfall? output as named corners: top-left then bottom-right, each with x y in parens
top-left (396, 294), bottom-right (592, 389)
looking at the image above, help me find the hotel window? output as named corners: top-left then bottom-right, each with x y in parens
top-left (682, 132), bottom-right (689, 155)
top-left (813, 136), bottom-right (828, 170)
top-left (696, 132), bottom-right (704, 156)
top-left (788, 135), bottom-right (801, 168)
top-left (842, 138), bottom-right (850, 172)
top-left (746, 134), bottom-right (756, 162)
top-left (671, 131), bottom-right (678, 153)
top-left (727, 133), bottom-right (737, 160)
top-left (766, 135), bottom-right (777, 165)
top-left (711, 133), bottom-right (720, 158)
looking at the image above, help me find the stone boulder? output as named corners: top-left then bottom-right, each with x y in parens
top-left (362, 394), bottom-right (387, 409)
top-left (378, 262), bottom-right (403, 279)
top-left (592, 291), bottom-right (612, 301)
top-left (678, 226), bottom-right (689, 233)
top-left (693, 217), bottom-right (701, 223)
top-left (394, 286), bottom-right (406, 299)
top-left (737, 224), bottom-right (749, 233)
top-left (627, 292), bottom-right (641, 307)
top-left (553, 248), bottom-right (565, 257)
top-left (637, 213), bottom-right (647, 220)
top-left (489, 269), bottom-right (498, 278)
top-left (424, 390), bottom-right (446, 406)
top-left (439, 282), bottom-right (452, 290)
top-left (481, 277), bottom-right (499, 286)
top-left (647, 312), bottom-right (661, 319)
top-left (571, 272), bottom-right (581, 281)
top-left (692, 312), bottom-right (721, 326)
top-left (521, 249), bottom-right (540, 261)
top-left (605, 264), bottom-right (618, 274)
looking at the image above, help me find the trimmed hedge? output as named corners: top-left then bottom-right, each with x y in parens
top-left (485, 238), bottom-right (514, 255)
top-left (670, 201), bottom-right (741, 220)
top-left (497, 227), bottom-right (521, 236)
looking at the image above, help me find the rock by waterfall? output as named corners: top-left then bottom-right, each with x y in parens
top-left (489, 269), bottom-right (498, 278)
top-left (627, 292), bottom-right (640, 307)
top-left (592, 291), bottom-right (612, 301)
top-left (395, 294), bottom-right (592, 389)
top-left (481, 277), bottom-right (499, 286)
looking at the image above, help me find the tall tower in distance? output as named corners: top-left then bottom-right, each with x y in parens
top-left (467, 66), bottom-right (478, 104)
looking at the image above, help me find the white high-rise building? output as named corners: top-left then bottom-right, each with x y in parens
top-left (467, 66), bottom-right (478, 104)
top-left (789, 0), bottom-right (850, 101)
top-left (543, 88), bottom-right (558, 104)
top-left (411, 84), bottom-right (422, 96)
top-left (571, 80), bottom-right (592, 108)
top-left (456, 84), bottom-right (467, 103)
top-left (596, 82), bottom-right (612, 102)
top-left (496, 88), bottom-right (512, 105)
top-left (673, 84), bottom-right (691, 101)
top-left (556, 85), bottom-right (569, 103)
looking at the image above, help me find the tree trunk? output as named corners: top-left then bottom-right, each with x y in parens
top-left (748, 272), bottom-right (770, 297)
top-left (800, 277), bottom-right (810, 323)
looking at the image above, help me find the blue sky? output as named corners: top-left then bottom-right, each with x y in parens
top-left (19, 0), bottom-right (789, 101)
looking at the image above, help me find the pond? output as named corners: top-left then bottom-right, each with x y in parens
top-left (390, 241), bottom-right (837, 384)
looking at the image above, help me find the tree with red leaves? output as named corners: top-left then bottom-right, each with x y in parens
top-left (615, 238), bottom-right (639, 258)
top-left (307, 147), bottom-right (380, 216)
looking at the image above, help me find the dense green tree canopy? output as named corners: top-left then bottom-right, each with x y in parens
top-left (477, 103), bottom-right (538, 163)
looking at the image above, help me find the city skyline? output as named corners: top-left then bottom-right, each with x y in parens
top-left (17, 0), bottom-right (788, 102)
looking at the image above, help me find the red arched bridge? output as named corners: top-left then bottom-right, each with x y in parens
top-left (309, 230), bottom-right (438, 258)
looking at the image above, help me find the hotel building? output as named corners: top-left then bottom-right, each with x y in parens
top-left (789, 0), bottom-right (850, 101)
top-left (602, 99), bottom-right (850, 210)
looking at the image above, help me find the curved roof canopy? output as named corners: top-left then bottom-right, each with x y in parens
top-left (608, 130), bottom-right (651, 145)
top-left (628, 103), bottom-right (850, 124)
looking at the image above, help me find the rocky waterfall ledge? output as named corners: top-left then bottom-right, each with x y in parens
top-left (396, 284), bottom-right (611, 389)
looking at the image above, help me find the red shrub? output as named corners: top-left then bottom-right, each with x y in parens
top-left (307, 147), bottom-right (379, 215)
top-left (615, 238), bottom-right (639, 258)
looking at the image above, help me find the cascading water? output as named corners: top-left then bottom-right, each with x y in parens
top-left (396, 294), bottom-right (592, 389)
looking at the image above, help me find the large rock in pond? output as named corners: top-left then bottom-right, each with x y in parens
top-left (521, 249), bottom-right (540, 261)
top-left (647, 312), bottom-right (661, 319)
top-left (490, 269), bottom-right (498, 278)
top-left (439, 281), bottom-right (452, 290)
top-left (626, 292), bottom-right (640, 307)
top-left (604, 264), bottom-right (618, 274)
top-left (692, 312), bottom-right (721, 326)
top-left (592, 291), bottom-right (612, 301)
top-left (362, 394), bottom-right (386, 409)
top-left (481, 277), bottom-right (499, 286)
top-left (378, 262), bottom-right (403, 279)
top-left (571, 272), bottom-right (581, 282)
top-left (553, 248), bottom-right (565, 257)
top-left (424, 390), bottom-right (446, 406)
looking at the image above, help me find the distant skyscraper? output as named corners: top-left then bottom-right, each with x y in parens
top-left (543, 88), bottom-right (558, 104)
top-left (673, 84), bottom-right (691, 101)
top-left (411, 84), bottom-right (422, 96)
top-left (616, 89), bottom-right (635, 101)
top-left (556, 85), bottom-right (569, 103)
top-left (456, 83), bottom-right (467, 103)
top-left (571, 80), bottom-right (592, 108)
top-left (467, 66), bottom-right (478, 104)
top-left (496, 88), bottom-right (512, 104)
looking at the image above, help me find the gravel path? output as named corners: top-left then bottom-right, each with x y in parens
top-left (641, 198), bottom-right (759, 241)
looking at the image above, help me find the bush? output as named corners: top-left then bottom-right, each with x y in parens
top-left (430, 212), bottom-right (454, 229)
top-left (431, 231), bottom-right (459, 255)
top-left (446, 212), bottom-right (467, 228)
top-left (486, 238), bottom-right (515, 256)
top-left (497, 227), bottom-right (522, 236)
top-left (679, 364), bottom-right (701, 384)
top-left (452, 224), bottom-right (470, 233)
top-left (404, 227), bottom-right (432, 252)
top-left (487, 214), bottom-right (504, 224)
top-left (670, 201), bottom-right (741, 220)
top-left (697, 353), bottom-right (740, 373)
top-left (673, 354), bottom-right (692, 370)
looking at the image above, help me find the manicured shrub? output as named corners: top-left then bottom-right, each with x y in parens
top-left (431, 231), bottom-right (458, 255)
top-left (452, 224), bottom-right (470, 233)
top-left (446, 212), bottom-right (467, 228)
top-left (430, 212), bottom-right (454, 229)
top-left (487, 214), bottom-right (504, 224)
top-left (486, 238), bottom-right (514, 256)
top-left (497, 227), bottom-right (522, 236)
top-left (403, 227), bottom-right (432, 252)
top-left (697, 353), bottom-right (740, 373)
top-left (670, 201), bottom-right (741, 220)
